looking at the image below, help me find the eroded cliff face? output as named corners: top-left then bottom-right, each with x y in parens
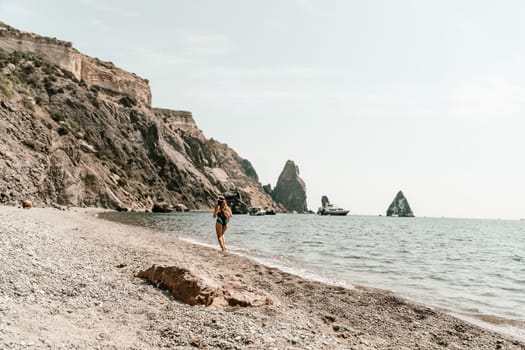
top-left (0, 22), bottom-right (151, 106)
top-left (271, 160), bottom-right (307, 213)
top-left (0, 23), bottom-right (276, 210)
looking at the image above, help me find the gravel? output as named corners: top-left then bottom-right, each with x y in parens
top-left (0, 205), bottom-right (523, 350)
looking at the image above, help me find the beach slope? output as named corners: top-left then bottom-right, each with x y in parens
top-left (0, 206), bottom-right (523, 349)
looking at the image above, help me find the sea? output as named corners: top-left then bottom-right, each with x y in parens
top-left (100, 211), bottom-right (525, 341)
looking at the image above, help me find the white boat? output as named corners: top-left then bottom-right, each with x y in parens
top-left (317, 204), bottom-right (349, 216)
top-left (248, 206), bottom-right (266, 216)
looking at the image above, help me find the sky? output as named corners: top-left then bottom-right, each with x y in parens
top-left (1, 0), bottom-right (525, 219)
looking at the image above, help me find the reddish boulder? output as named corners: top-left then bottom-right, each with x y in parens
top-left (136, 265), bottom-right (218, 306)
top-left (136, 264), bottom-right (272, 308)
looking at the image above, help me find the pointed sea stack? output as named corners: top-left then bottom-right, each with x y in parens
top-left (321, 195), bottom-right (330, 208)
top-left (271, 160), bottom-right (307, 213)
top-left (386, 191), bottom-right (414, 217)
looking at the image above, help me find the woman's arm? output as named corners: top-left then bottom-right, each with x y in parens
top-left (212, 205), bottom-right (219, 218)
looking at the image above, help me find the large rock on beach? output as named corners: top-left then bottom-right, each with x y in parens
top-left (386, 190), bottom-right (414, 217)
top-left (271, 160), bottom-right (308, 213)
top-left (136, 264), bottom-right (273, 308)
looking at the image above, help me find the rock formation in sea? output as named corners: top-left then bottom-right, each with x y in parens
top-left (321, 195), bottom-right (330, 208)
top-left (386, 190), bottom-right (414, 217)
top-left (271, 160), bottom-right (308, 213)
top-left (0, 22), bottom-right (277, 210)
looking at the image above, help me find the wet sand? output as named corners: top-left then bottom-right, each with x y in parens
top-left (0, 205), bottom-right (524, 349)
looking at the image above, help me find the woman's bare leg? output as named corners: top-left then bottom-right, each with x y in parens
top-left (220, 225), bottom-right (228, 251)
top-left (215, 222), bottom-right (226, 251)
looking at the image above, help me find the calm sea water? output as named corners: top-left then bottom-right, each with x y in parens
top-left (100, 212), bottom-right (525, 340)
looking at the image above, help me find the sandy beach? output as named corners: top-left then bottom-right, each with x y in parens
top-left (0, 205), bottom-right (524, 350)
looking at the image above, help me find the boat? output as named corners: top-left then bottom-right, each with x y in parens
top-left (317, 204), bottom-right (349, 216)
top-left (248, 206), bottom-right (266, 216)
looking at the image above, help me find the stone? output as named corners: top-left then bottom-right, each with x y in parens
top-left (386, 191), bottom-right (414, 217)
top-left (138, 265), bottom-right (207, 304)
top-left (151, 202), bottom-right (173, 213)
top-left (21, 199), bottom-right (32, 209)
top-left (136, 265), bottom-right (272, 308)
top-left (51, 203), bottom-right (67, 211)
top-left (173, 203), bottom-right (189, 212)
top-left (224, 191), bottom-right (248, 214)
top-left (265, 208), bottom-right (276, 215)
top-left (6, 63), bottom-right (16, 73)
top-left (271, 160), bottom-right (308, 213)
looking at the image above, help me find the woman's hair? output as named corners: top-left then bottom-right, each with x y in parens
top-left (218, 197), bottom-right (231, 212)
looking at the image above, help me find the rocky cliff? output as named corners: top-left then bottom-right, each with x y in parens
top-left (386, 191), bottom-right (414, 217)
top-left (0, 22), bottom-right (151, 106)
top-left (0, 23), bottom-right (276, 210)
top-left (271, 160), bottom-right (307, 213)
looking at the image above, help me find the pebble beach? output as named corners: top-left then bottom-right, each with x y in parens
top-left (1, 205), bottom-right (524, 350)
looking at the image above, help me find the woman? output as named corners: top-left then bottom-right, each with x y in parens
top-left (213, 195), bottom-right (232, 251)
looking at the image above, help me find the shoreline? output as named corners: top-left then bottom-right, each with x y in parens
top-left (1, 205), bottom-right (524, 349)
top-left (102, 210), bottom-right (525, 342)
top-left (169, 233), bottom-right (525, 343)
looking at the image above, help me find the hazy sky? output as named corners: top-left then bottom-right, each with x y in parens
top-left (2, 0), bottom-right (525, 219)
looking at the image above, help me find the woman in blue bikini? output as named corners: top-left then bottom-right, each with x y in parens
top-left (213, 195), bottom-right (232, 251)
